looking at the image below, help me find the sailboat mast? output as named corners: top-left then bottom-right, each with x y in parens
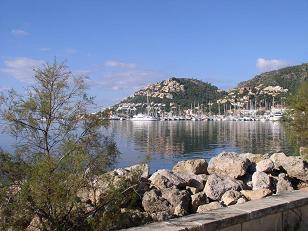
top-left (147, 92), bottom-right (149, 116)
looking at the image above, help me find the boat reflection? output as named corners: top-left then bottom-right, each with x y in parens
top-left (106, 121), bottom-right (294, 170)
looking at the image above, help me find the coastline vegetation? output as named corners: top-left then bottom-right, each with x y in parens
top-left (285, 81), bottom-right (308, 156)
top-left (0, 61), bottom-right (141, 230)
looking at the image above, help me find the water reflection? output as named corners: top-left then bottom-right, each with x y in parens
top-left (107, 121), bottom-right (295, 171)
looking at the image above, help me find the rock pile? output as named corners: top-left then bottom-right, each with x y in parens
top-left (139, 152), bottom-right (308, 223)
top-left (26, 152), bottom-right (308, 230)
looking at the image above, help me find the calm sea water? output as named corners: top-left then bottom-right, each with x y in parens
top-left (0, 121), bottom-right (296, 172)
top-left (106, 120), bottom-right (296, 171)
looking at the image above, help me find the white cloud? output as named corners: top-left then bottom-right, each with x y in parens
top-left (104, 60), bottom-right (137, 69)
top-left (256, 58), bottom-right (289, 72)
top-left (11, 29), bottom-right (29, 36)
top-left (93, 60), bottom-right (167, 92)
top-left (1, 57), bottom-right (44, 82)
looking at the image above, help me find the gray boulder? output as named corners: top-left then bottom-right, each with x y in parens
top-left (174, 202), bottom-right (188, 217)
top-left (270, 152), bottom-right (290, 169)
top-left (149, 169), bottom-right (187, 190)
top-left (256, 159), bottom-right (274, 173)
top-left (186, 186), bottom-right (202, 194)
top-left (172, 159), bottom-right (208, 175)
top-left (239, 153), bottom-right (270, 164)
top-left (125, 163), bottom-right (149, 179)
top-left (175, 172), bottom-right (205, 190)
top-left (276, 173), bottom-right (294, 194)
top-left (221, 190), bottom-right (242, 206)
top-left (142, 189), bottom-right (171, 214)
top-left (196, 202), bottom-right (223, 213)
top-left (204, 174), bottom-right (244, 200)
top-left (207, 152), bottom-right (250, 178)
top-left (252, 171), bottom-right (271, 190)
top-left (270, 153), bottom-right (308, 182)
top-left (241, 189), bottom-right (272, 200)
top-left (236, 197), bottom-right (247, 204)
top-left (161, 187), bottom-right (191, 216)
top-left (191, 192), bottom-right (209, 212)
top-left (78, 165), bottom-right (147, 205)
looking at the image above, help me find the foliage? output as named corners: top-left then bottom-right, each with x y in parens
top-left (285, 81), bottom-right (308, 150)
top-left (0, 61), bottom-right (142, 231)
top-left (117, 78), bottom-right (226, 113)
top-left (238, 63), bottom-right (308, 94)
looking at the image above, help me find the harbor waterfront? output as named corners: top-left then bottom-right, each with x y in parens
top-left (104, 120), bottom-right (295, 171)
top-left (0, 120), bottom-right (296, 171)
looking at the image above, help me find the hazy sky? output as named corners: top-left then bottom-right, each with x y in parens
top-left (0, 0), bottom-right (308, 108)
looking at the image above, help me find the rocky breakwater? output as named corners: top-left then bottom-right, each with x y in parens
top-left (25, 152), bottom-right (308, 230)
top-left (140, 152), bottom-right (308, 224)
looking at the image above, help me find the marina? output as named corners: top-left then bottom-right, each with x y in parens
top-left (105, 120), bottom-right (295, 171)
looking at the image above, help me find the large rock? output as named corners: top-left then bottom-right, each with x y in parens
top-left (172, 159), bottom-right (208, 175)
top-left (256, 159), bottom-right (274, 173)
top-left (270, 153), bottom-right (308, 182)
top-left (161, 187), bottom-right (190, 216)
top-left (276, 173), bottom-right (294, 194)
top-left (142, 187), bottom-right (190, 218)
top-left (191, 192), bottom-right (209, 212)
top-left (204, 174), bottom-right (244, 201)
top-left (252, 171), bottom-right (271, 190)
top-left (186, 186), bottom-right (202, 194)
top-left (142, 189), bottom-right (171, 214)
top-left (149, 169), bottom-right (187, 190)
top-left (175, 172), bottom-right (205, 190)
top-left (241, 189), bottom-right (272, 200)
top-left (239, 153), bottom-right (270, 172)
top-left (207, 152), bottom-right (250, 178)
top-left (236, 197), bottom-right (247, 204)
top-left (270, 152), bottom-right (288, 168)
top-left (221, 190), bottom-right (242, 206)
top-left (239, 153), bottom-right (270, 164)
top-left (196, 202), bottom-right (223, 213)
top-left (79, 164), bottom-right (150, 205)
top-left (125, 164), bottom-right (149, 179)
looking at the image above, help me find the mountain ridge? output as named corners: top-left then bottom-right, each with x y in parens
top-left (237, 63), bottom-right (308, 93)
top-left (111, 63), bottom-right (308, 113)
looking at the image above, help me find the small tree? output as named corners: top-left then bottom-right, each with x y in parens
top-left (0, 61), bottom-right (135, 230)
top-left (286, 81), bottom-right (308, 150)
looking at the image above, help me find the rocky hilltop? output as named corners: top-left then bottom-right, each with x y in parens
top-left (110, 63), bottom-right (308, 115)
top-left (218, 63), bottom-right (308, 110)
top-left (133, 78), bottom-right (185, 100)
top-left (238, 63), bottom-right (308, 93)
top-left (113, 78), bottom-right (226, 113)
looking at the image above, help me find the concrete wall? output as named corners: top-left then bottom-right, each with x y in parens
top-left (123, 190), bottom-right (308, 231)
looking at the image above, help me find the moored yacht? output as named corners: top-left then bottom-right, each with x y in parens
top-left (131, 114), bottom-right (158, 121)
top-left (269, 112), bottom-right (283, 121)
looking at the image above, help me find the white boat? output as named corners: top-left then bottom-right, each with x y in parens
top-left (131, 92), bottom-right (158, 121)
top-left (269, 112), bottom-right (283, 121)
top-left (109, 115), bottom-right (120, 120)
top-left (260, 117), bottom-right (266, 122)
top-left (131, 114), bottom-right (158, 121)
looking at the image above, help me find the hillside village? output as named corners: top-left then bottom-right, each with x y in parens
top-left (101, 63), bottom-right (308, 121)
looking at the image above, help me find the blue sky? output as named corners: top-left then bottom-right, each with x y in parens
top-left (0, 0), bottom-right (308, 108)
